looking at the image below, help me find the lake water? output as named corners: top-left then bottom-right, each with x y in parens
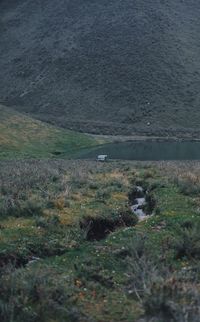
top-left (79, 141), bottom-right (200, 161)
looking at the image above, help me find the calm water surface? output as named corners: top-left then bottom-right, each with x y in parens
top-left (79, 141), bottom-right (200, 161)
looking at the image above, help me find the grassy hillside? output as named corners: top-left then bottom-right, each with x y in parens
top-left (1, 0), bottom-right (200, 137)
top-left (0, 160), bottom-right (200, 321)
top-left (0, 105), bottom-right (100, 159)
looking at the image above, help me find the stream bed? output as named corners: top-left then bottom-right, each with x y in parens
top-left (130, 186), bottom-right (152, 221)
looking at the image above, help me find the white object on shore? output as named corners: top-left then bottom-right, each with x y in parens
top-left (97, 155), bottom-right (108, 162)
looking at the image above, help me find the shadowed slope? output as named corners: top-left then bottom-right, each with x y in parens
top-left (1, 0), bottom-right (200, 135)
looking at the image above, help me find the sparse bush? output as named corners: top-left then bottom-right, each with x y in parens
top-left (54, 196), bottom-right (66, 210)
top-left (154, 206), bottom-right (161, 216)
top-left (142, 169), bottom-right (155, 179)
top-left (145, 193), bottom-right (156, 214)
top-left (1, 197), bottom-right (44, 218)
top-left (109, 179), bottom-right (123, 190)
top-left (35, 215), bottom-right (60, 229)
top-left (149, 180), bottom-right (166, 191)
top-left (95, 188), bottom-right (111, 202)
top-left (180, 219), bottom-right (194, 229)
top-left (124, 233), bottom-right (200, 322)
top-left (176, 178), bottom-right (200, 196)
top-left (0, 267), bottom-right (86, 322)
top-left (35, 216), bottom-right (48, 228)
top-left (143, 277), bottom-right (200, 322)
top-left (88, 182), bottom-right (99, 190)
top-left (173, 224), bottom-right (200, 260)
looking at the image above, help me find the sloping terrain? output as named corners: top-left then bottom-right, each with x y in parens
top-left (0, 105), bottom-right (99, 159)
top-left (1, 0), bottom-right (200, 136)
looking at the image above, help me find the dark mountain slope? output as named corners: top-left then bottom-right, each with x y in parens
top-left (1, 0), bottom-right (200, 135)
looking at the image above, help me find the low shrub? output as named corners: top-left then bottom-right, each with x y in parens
top-left (143, 277), bottom-right (200, 322)
top-left (176, 179), bottom-right (200, 196)
top-left (124, 233), bottom-right (200, 321)
top-left (0, 267), bottom-right (87, 322)
top-left (95, 189), bottom-right (111, 202)
top-left (1, 197), bottom-right (44, 218)
top-left (145, 193), bottom-right (156, 214)
top-left (35, 215), bottom-right (60, 229)
top-left (173, 224), bottom-right (200, 260)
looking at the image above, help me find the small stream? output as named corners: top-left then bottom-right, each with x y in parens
top-left (130, 186), bottom-right (152, 221)
top-left (78, 185), bottom-right (155, 241)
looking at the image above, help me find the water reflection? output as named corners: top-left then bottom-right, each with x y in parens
top-left (79, 141), bottom-right (200, 160)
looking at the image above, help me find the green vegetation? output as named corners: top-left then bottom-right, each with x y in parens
top-left (1, 1), bottom-right (200, 138)
top-left (2, 1), bottom-right (200, 319)
top-left (1, 160), bottom-right (200, 321)
top-left (0, 105), bottom-right (102, 159)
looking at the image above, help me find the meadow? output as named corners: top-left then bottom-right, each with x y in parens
top-left (1, 0), bottom-right (200, 319)
top-left (0, 105), bottom-right (101, 160)
top-left (1, 160), bottom-right (200, 321)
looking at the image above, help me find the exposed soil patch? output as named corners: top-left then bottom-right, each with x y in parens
top-left (80, 212), bottom-right (138, 241)
top-left (81, 185), bottom-right (156, 241)
top-left (0, 247), bottom-right (68, 270)
top-left (0, 253), bottom-right (28, 269)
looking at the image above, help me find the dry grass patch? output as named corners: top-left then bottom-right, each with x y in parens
top-left (1, 218), bottom-right (34, 229)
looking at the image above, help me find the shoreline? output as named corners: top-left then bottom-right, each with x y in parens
top-left (87, 133), bottom-right (200, 144)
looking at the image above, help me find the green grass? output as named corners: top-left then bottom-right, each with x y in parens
top-left (1, 161), bottom-right (200, 321)
top-left (0, 105), bottom-right (102, 159)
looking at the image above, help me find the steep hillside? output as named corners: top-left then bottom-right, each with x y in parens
top-left (0, 105), bottom-right (99, 159)
top-left (1, 0), bottom-right (200, 136)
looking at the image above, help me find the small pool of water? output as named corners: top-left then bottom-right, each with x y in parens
top-left (78, 140), bottom-right (200, 161)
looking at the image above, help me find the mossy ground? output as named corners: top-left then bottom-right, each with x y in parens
top-left (1, 160), bottom-right (200, 321)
